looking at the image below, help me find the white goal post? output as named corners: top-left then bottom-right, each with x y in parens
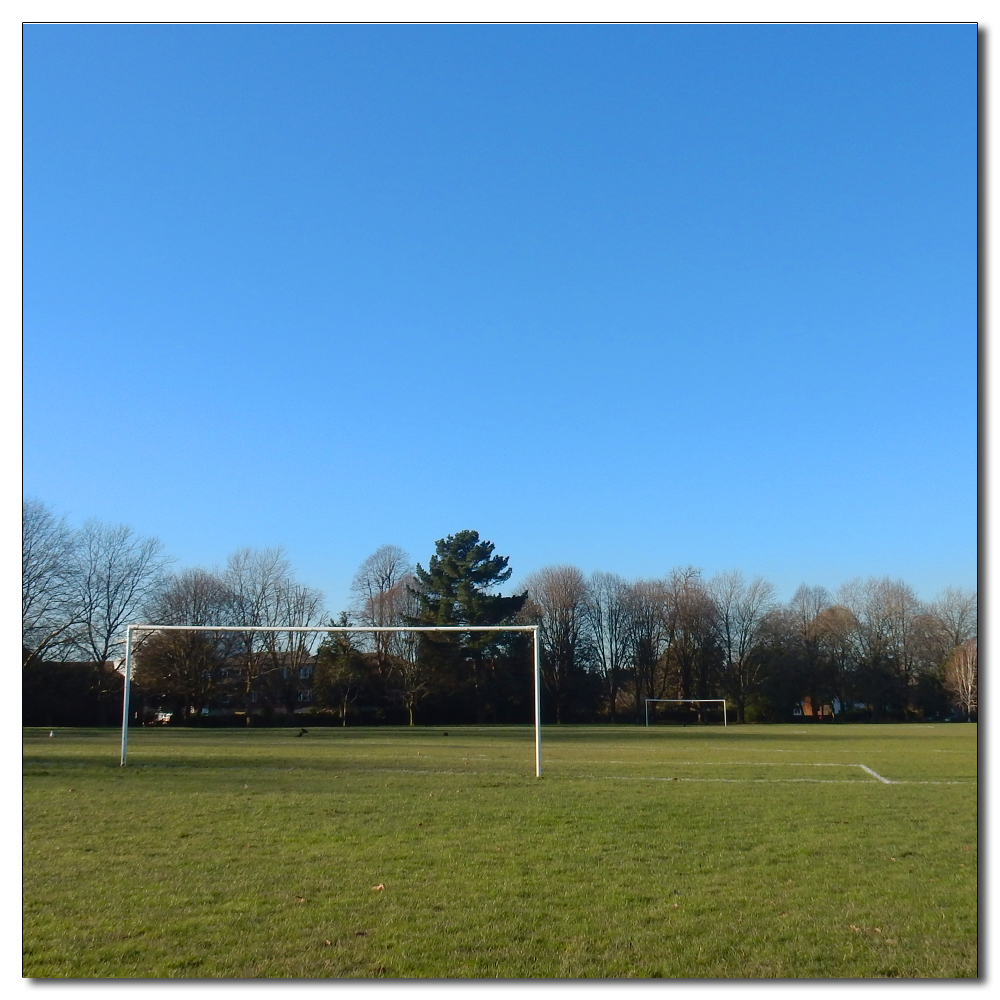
top-left (120, 624), bottom-right (543, 775)
top-left (645, 698), bottom-right (727, 727)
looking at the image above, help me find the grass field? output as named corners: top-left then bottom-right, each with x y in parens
top-left (23, 723), bottom-right (977, 978)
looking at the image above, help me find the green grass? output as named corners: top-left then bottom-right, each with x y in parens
top-left (23, 723), bottom-right (977, 978)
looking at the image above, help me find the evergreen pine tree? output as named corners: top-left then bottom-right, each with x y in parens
top-left (409, 531), bottom-right (527, 722)
top-left (410, 530), bottom-right (525, 626)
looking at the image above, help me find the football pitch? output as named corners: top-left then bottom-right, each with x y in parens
top-left (23, 723), bottom-right (977, 978)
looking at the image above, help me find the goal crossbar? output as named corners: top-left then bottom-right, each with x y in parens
top-left (645, 698), bottom-right (728, 727)
top-left (120, 624), bottom-right (542, 776)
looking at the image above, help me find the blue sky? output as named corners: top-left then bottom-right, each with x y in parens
top-left (22, 23), bottom-right (977, 614)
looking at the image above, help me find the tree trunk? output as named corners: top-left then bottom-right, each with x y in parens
top-left (94, 664), bottom-right (108, 726)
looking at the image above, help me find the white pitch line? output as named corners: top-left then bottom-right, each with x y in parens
top-left (668, 761), bottom-right (850, 767)
top-left (856, 764), bottom-right (895, 784)
top-left (609, 777), bottom-right (873, 784)
top-left (890, 780), bottom-right (967, 785)
top-left (594, 761), bottom-right (902, 783)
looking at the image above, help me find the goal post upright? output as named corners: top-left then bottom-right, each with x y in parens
top-left (119, 625), bottom-right (134, 767)
top-left (645, 698), bottom-right (728, 727)
top-left (533, 625), bottom-right (542, 778)
top-left (120, 623), bottom-right (543, 776)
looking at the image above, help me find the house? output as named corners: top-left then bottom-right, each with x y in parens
top-left (166, 653), bottom-right (319, 722)
top-left (796, 695), bottom-right (835, 720)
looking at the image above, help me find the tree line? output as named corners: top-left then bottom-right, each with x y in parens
top-left (22, 499), bottom-right (977, 726)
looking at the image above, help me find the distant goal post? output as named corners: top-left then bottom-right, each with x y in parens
top-left (644, 698), bottom-right (728, 727)
top-left (120, 624), bottom-right (542, 776)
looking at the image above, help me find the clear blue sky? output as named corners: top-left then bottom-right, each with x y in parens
top-left (23, 24), bottom-right (977, 614)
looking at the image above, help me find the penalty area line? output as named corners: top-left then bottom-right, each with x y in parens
top-left (857, 764), bottom-right (894, 784)
top-left (608, 776), bottom-right (875, 784)
top-left (605, 774), bottom-right (967, 785)
top-left (601, 760), bottom-right (898, 782)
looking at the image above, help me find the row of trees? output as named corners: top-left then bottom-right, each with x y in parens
top-left (23, 499), bottom-right (977, 726)
top-left (318, 541), bottom-right (977, 725)
top-left (521, 566), bottom-right (977, 724)
top-left (23, 499), bottom-right (173, 723)
top-left (22, 499), bottom-right (324, 724)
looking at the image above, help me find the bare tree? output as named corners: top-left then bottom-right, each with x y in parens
top-left (222, 547), bottom-right (325, 720)
top-left (135, 568), bottom-right (241, 720)
top-left (812, 603), bottom-right (857, 709)
top-left (149, 567), bottom-right (237, 627)
top-left (522, 565), bottom-right (590, 723)
top-left (788, 584), bottom-right (833, 641)
top-left (71, 519), bottom-right (172, 722)
top-left (351, 545), bottom-right (412, 615)
top-left (385, 582), bottom-right (432, 724)
top-left (350, 544), bottom-right (414, 678)
top-left (315, 613), bottom-right (367, 725)
top-left (781, 584), bottom-right (838, 712)
top-left (266, 578), bottom-right (326, 713)
top-left (224, 546), bottom-right (294, 630)
top-left (22, 499), bottom-right (83, 665)
top-left (710, 570), bottom-right (776, 723)
top-left (884, 580), bottom-right (925, 712)
top-left (837, 577), bottom-right (924, 719)
top-left (932, 587), bottom-right (978, 648)
top-left (584, 571), bottom-right (631, 720)
top-left (836, 577), bottom-right (893, 715)
top-left (624, 578), bottom-right (671, 720)
top-left (661, 567), bottom-right (719, 707)
top-left (134, 630), bottom-right (224, 721)
top-left (944, 638), bottom-right (977, 720)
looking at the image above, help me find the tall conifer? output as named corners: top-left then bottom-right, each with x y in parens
top-left (409, 530), bottom-right (527, 722)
